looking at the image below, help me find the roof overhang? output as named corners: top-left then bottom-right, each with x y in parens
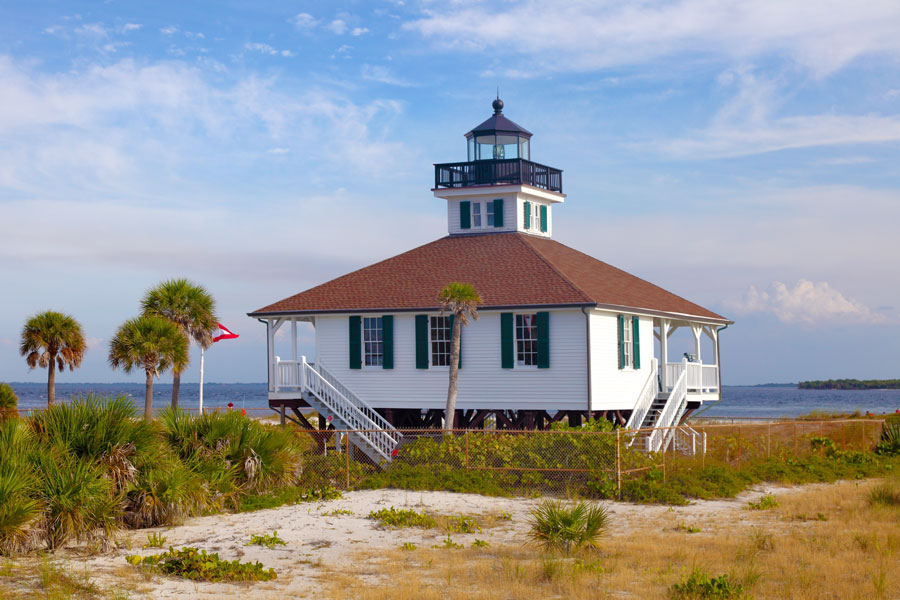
top-left (432, 183), bottom-right (566, 203)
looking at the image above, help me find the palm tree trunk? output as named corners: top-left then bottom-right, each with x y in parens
top-left (47, 357), bottom-right (56, 407)
top-left (444, 314), bottom-right (462, 433)
top-left (171, 371), bottom-right (181, 410)
top-left (144, 370), bottom-right (154, 421)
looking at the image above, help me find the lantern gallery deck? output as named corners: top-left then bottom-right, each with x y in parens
top-left (248, 98), bottom-right (732, 461)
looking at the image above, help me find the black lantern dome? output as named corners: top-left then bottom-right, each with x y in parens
top-left (465, 97), bottom-right (532, 161)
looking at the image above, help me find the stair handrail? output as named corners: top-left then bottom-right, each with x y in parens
top-left (315, 363), bottom-right (398, 434)
top-left (625, 357), bottom-right (658, 431)
top-left (301, 360), bottom-right (401, 460)
top-left (671, 424), bottom-right (705, 456)
top-left (647, 362), bottom-right (688, 453)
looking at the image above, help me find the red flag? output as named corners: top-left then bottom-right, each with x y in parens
top-left (213, 323), bottom-right (239, 343)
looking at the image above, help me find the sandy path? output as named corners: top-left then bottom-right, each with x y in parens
top-left (70, 484), bottom-right (801, 599)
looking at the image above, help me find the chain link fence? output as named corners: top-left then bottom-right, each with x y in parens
top-left (297, 419), bottom-right (888, 498)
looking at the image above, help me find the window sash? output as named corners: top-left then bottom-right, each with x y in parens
top-left (515, 313), bottom-right (539, 366)
top-left (622, 317), bottom-right (632, 368)
top-left (363, 317), bottom-right (383, 366)
top-left (486, 201), bottom-right (495, 227)
top-left (472, 202), bottom-right (482, 228)
top-left (430, 316), bottom-right (452, 367)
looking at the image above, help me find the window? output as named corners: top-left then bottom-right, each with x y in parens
top-left (472, 202), bottom-right (482, 228)
top-left (468, 201), bottom-right (495, 229)
top-left (363, 317), bottom-right (383, 366)
top-left (621, 315), bottom-right (632, 368)
top-left (532, 203), bottom-right (542, 231)
top-left (515, 314), bottom-right (539, 366)
top-left (430, 316), bottom-right (452, 366)
top-left (486, 201), bottom-right (495, 227)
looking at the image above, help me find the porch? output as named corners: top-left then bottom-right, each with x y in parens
top-left (655, 318), bottom-right (722, 402)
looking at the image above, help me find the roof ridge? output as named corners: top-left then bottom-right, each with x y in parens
top-left (516, 234), bottom-right (594, 303)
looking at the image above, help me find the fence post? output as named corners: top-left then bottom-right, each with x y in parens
top-left (465, 430), bottom-right (470, 470)
top-left (345, 434), bottom-right (350, 490)
top-left (662, 443), bottom-right (667, 483)
top-left (616, 429), bottom-right (622, 500)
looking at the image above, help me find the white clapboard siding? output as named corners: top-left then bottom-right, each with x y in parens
top-left (446, 196), bottom-right (516, 236)
top-left (588, 310), bottom-right (655, 411)
top-left (314, 310), bottom-right (588, 411)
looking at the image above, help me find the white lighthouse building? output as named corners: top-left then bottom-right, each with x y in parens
top-left (249, 99), bottom-right (731, 462)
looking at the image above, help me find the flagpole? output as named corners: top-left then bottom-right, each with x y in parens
top-left (199, 346), bottom-right (205, 415)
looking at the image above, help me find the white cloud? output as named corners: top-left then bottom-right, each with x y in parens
top-left (886, 89), bottom-right (900, 100)
top-left (244, 43), bottom-right (293, 57)
top-left (405, 0), bottom-right (900, 77)
top-left (351, 27), bottom-right (369, 36)
top-left (327, 19), bottom-right (347, 35)
top-left (291, 13), bottom-right (319, 29)
top-left (729, 280), bottom-right (887, 324)
top-left (160, 26), bottom-right (178, 36)
top-left (267, 147), bottom-right (290, 154)
top-left (361, 64), bottom-right (412, 86)
top-left (120, 23), bottom-right (142, 33)
top-left (75, 23), bottom-right (108, 37)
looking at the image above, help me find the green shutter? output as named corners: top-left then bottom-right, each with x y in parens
top-left (459, 201), bottom-right (471, 230)
top-left (523, 201), bottom-right (531, 230)
top-left (493, 198), bottom-right (504, 227)
top-left (631, 316), bottom-right (640, 369)
top-left (415, 315), bottom-right (428, 369)
top-left (540, 205), bottom-right (548, 233)
top-left (617, 314), bottom-right (625, 370)
top-left (382, 315), bottom-right (393, 369)
top-left (349, 316), bottom-right (361, 369)
top-left (536, 311), bottom-right (550, 369)
top-left (449, 314), bottom-right (461, 368)
top-left (501, 312), bottom-right (514, 369)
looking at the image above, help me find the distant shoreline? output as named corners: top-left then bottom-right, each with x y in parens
top-left (798, 379), bottom-right (900, 391)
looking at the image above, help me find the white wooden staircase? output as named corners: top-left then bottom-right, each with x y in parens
top-left (625, 358), bottom-right (701, 454)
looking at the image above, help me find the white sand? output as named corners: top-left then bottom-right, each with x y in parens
top-left (64, 485), bottom-right (806, 599)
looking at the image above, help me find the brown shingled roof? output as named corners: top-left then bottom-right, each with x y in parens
top-left (248, 233), bottom-right (729, 322)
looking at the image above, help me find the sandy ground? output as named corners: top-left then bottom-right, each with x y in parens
top-left (53, 484), bottom-right (805, 599)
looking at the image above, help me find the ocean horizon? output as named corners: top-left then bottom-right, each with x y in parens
top-left (6, 381), bottom-right (900, 420)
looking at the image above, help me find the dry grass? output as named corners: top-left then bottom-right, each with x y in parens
top-left (324, 478), bottom-right (900, 600)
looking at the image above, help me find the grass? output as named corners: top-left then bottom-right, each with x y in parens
top-left (319, 478), bottom-right (900, 599)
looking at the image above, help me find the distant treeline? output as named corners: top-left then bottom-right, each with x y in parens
top-left (799, 379), bottom-right (900, 390)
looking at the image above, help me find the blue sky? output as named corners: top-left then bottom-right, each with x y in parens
top-left (1, 0), bottom-right (899, 386)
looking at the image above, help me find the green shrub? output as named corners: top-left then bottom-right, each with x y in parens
top-left (126, 547), bottom-right (276, 582)
top-left (247, 531), bottom-right (286, 549)
top-left (238, 485), bottom-right (342, 513)
top-left (443, 514), bottom-right (481, 534)
top-left (0, 383), bottom-right (18, 421)
top-left (527, 500), bottom-right (608, 555)
top-left (748, 493), bottom-right (778, 510)
top-left (875, 418), bottom-right (900, 456)
top-left (670, 568), bottom-right (744, 599)
top-left (124, 461), bottom-right (210, 528)
top-left (368, 507), bottom-right (437, 529)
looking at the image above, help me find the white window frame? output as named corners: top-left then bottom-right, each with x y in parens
top-left (621, 314), bottom-right (632, 370)
top-left (486, 201), bottom-right (495, 227)
top-left (515, 313), bottom-right (539, 368)
top-left (362, 316), bottom-right (383, 367)
top-left (532, 202), bottom-right (543, 231)
top-left (429, 315), bottom-right (452, 368)
top-left (472, 202), bottom-right (482, 228)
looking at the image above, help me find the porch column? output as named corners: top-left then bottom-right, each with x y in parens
top-left (291, 318), bottom-right (298, 362)
top-left (659, 319), bottom-right (670, 389)
top-left (691, 324), bottom-right (702, 363)
top-left (266, 320), bottom-right (275, 392)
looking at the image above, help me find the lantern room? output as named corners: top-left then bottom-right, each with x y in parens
top-left (466, 97), bottom-right (533, 161)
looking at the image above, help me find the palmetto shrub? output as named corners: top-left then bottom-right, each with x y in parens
top-left (0, 420), bottom-right (41, 554)
top-left (124, 460), bottom-right (210, 528)
top-left (0, 383), bottom-right (18, 421)
top-left (875, 417), bottom-right (900, 456)
top-left (527, 500), bottom-right (608, 555)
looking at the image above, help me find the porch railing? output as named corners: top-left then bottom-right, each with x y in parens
top-left (275, 357), bottom-right (301, 390)
top-left (434, 158), bottom-right (563, 193)
top-left (625, 357), bottom-right (658, 432)
top-left (662, 361), bottom-right (719, 395)
top-left (647, 367), bottom-right (687, 453)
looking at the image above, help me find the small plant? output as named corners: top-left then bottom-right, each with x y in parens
top-left (748, 493), bottom-right (778, 510)
top-left (401, 542), bottom-right (417, 551)
top-left (471, 539), bottom-right (490, 548)
top-left (324, 509), bottom-right (354, 517)
top-left (498, 510), bottom-right (512, 521)
top-left (301, 486), bottom-right (343, 503)
top-left (443, 514), bottom-right (481, 534)
top-left (868, 482), bottom-right (900, 506)
top-left (675, 521), bottom-right (701, 534)
top-left (126, 547), bottom-right (276, 582)
top-left (432, 533), bottom-right (463, 549)
top-left (247, 531), bottom-right (286, 549)
top-left (670, 568), bottom-right (745, 599)
top-left (527, 500), bottom-right (608, 555)
top-left (368, 507), bottom-right (436, 529)
top-left (143, 533), bottom-right (167, 548)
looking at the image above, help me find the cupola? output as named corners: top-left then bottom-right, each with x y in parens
top-left (433, 98), bottom-right (566, 239)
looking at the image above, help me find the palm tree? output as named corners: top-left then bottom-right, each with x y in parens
top-left (19, 311), bottom-right (87, 406)
top-left (141, 279), bottom-right (217, 409)
top-left (108, 316), bottom-right (188, 421)
top-left (439, 282), bottom-right (482, 433)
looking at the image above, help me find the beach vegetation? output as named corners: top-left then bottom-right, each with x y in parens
top-left (108, 316), bottom-right (188, 421)
top-left (19, 311), bottom-right (86, 407)
top-left (875, 416), bottom-right (900, 456)
top-left (247, 530), bottom-right (286, 549)
top-left (368, 507), bottom-right (437, 529)
top-left (670, 569), bottom-right (745, 599)
top-left (527, 500), bottom-right (607, 555)
top-left (0, 383), bottom-right (18, 421)
top-left (438, 282), bottom-right (482, 432)
top-left (867, 481), bottom-right (900, 507)
top-left (126, 546), bottom-right (276, 582)
top-left (433, 534), bottom-right (463, 549)
top-left (401, 542), bottom-right (417, 551)
top-left (748, 493), bottom-right (778, 510)
top-left (144, 533), bottom-right (167, 548)
top-left (141, 279), bottom-right (218, 410)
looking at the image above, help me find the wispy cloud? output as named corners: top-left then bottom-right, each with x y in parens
top-left (290, 13), bottom-right (319, 29)
top-left (405, 0), bottom-right (900, 77)
top-left (361, 64), bottom-right (413, 86)
top-left (351, 27), bottom-right (369, 36)
top-left (327, 19), bottom-right (348, 35)
top-left (244, 43), bottom-right (294, 57)
top-left (729, 280), bottom-right (888, 324)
